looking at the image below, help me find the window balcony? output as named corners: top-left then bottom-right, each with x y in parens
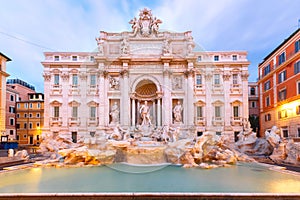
top-left (195, 84), bottom-right (205, 94)
top-left (87, 117), bottom-right (99, 126)
top-left (50, 117), bottom-right (62, 126)
top-left (195, 117), bottom-right (206, 126)
top-left (212, 84), bottom-right (223, 93)
top-left (69, 85), bottom-right (80, 95)
top-left (212, 117), bottom-right (224, 126)
top-left (87, 85), bottom-right (99, 95)
top-left (68, 117), bottom-right (80, 126)
top-left (230, 84), bottom-right (242, 93)
top-left (231, 117), bottom-right (243, 126)
top-left (51, 84), bottom-right (62, 94)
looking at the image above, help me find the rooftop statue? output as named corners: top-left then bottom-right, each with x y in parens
top-left (129, 8), bottom-right (162, 37)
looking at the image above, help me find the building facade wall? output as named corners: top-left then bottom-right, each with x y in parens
top-left (16, 93), bottom-right (44, 145)
top-left (42, 10), bottom-right (250, 144)
top-left (0, 53), bottom-right (11, 137)
top-left (258, 28), bottom-right (300, 139)
top-left (5, 86), bottom-right (18, 140)
top-left (248, 82), bottom-right (259, 117)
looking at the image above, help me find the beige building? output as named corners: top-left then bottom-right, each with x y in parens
top-left (16, 93), bottom-right (44, 145)
top-left (0, 52), bottom-right (11, 140)
top-left (42, 9), bottom-right (250, 143)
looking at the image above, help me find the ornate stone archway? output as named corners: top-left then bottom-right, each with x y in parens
top-left (130, 77), bottom-right (162, 127)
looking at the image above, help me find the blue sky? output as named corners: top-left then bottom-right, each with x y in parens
top-left (0, 0), bottom-right (299, 92)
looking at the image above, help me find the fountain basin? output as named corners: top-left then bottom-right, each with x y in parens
top-left (0, 162), bottom-right (299, 194)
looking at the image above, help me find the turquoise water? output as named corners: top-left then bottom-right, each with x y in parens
top-left (0, 163), bottom-right (300, 193)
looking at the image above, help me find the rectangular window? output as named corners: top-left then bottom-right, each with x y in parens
top-left (197, 106), bottom-right (203, 118)
top-left (233, 106), bottom-right (239, 117)
top-left (214, 55), bottom-right (219, 61)
top-left (90, 107), bottom-right (96, 118)
top-left (16, 114), bottom-right (20, 118)
top-left (265, 113), bottom-right (271, 121)
top-left (282, 129), bottom-right (289, 138)
top-left (17, 103), bottom-right (20, 109)
top-left (54, 56), bottom-right (59, 61)
top-left (29, 113), bottom-right (32, 118)
top-left (298, 128), bottom-right (300, 137)
top-left (37, 113), bottom-right (40, 118)
top-left (10, 94), bottom-right (14, 101)
top-left (278, 52), bottom-right (286, 65)
top-left (232, 74), bottom-right (238, 84)
top-left (9, 118), bottom-right (14, 126)
top-left (197, 56), bottom-right (202, 62)
top-left (278, 110), bottom-right (288, 119)
top-left (295, 40), bottom-right (300, 53)
top-left (297, 105), bottom-right (300, 115)
top-left (29, 103), bottom-right (33, 108)
top-left (24, 103), bottom-right (28, 108)
top-left (16, 124), bottom-right (20, 129)
top-left (266, 96), bottom-right (270, 107)
top-left (9, 106), bottom-right (15, 113)
top-left (90, 132), bottom-right (95, 137)
top-left (72, 56), bottom-right (78, 61)
top-left (72, 132), bottom-right (77, 143)
top-left (90, 74), bottom-right (96, 86)
top-left (215, 106), bottom-right (221, 118)
top-left (29, 123), bottom-right (32, 129)
top-left (251, 101), bottom-right (256, 108)
top-left (90, 56), bottom-right (95, 62)
top-left (278, 70), bottom-right (286, 83)
top-left (298, 81), bottom-right (300, 95)
top-left (54, 74), bottom-right (59, 85)
top-left (196, 74), bottom-right (202, 86)
top-left (24, 123), bottom-right (27, 129)
top-left (214, 74), bottom-right (220, 85)
top-left (232, 55), bottom-right (237, 61)
top-left (37, 103), bottom-right (41, 108)
top-left (278, 89), bottom-right (287, 101)
top-left (294, 60), bottom-right (300, 74)
top-left (72, 107), bottom-right (78, 118)
top-left (250, 87), bottom-right (256, 95)
top-left (54, 106), bottom-right (59, 118)
top-left (264, 80), bottom-right (270, 91)
top-left (9, 130), bottom-right (14, 135)
top-left (72, 74), bottom-right (78, 86)
top-left (263, 64), bottom-right (271, 76)
top-left (24, 113), bottom-right (27, 118)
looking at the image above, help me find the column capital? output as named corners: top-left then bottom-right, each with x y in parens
top-left (99, 70), bottom-right (109, 78)
top-left (120, 69), bottom-right (129, 78)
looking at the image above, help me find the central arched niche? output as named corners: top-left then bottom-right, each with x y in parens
top-left (135, 79), bottom-right (157, 99)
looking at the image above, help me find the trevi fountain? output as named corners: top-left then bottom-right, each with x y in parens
top-left (1, 8), bottom-right (300, 198)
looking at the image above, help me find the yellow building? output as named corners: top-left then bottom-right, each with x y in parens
top-left (0, 52), bottom-right (11, 140)
top-left (16, 93), bottom-right (44, 146)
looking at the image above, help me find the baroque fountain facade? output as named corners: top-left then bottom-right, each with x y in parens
top-left (39, 8), bottom-right (258, 167)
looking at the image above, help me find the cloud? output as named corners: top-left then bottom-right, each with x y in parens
top-left (0, 0), bottom-right (299, 91)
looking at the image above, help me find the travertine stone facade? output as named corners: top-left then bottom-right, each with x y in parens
top-left (42, 9), bottom-right (250, 143)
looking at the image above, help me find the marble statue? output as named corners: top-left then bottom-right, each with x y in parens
top-left (139, 101), bottom-right (152, 126)
top-left (129, 17), bottom-right (139, 37)
top-left (120, 38), bottom-right (129, 55)
top-left (163, 39), bottom-right (171, 54)
top-left (95, 37), bottom-right (104, 55)
top-left (129, 8), bottom-right (162, 37)
top-left (110, 102), bottom-right (120, 124)
top-left (109, 76), bottom-right (119, 90)
top-left (173, 101), bottom-right (183, 123)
